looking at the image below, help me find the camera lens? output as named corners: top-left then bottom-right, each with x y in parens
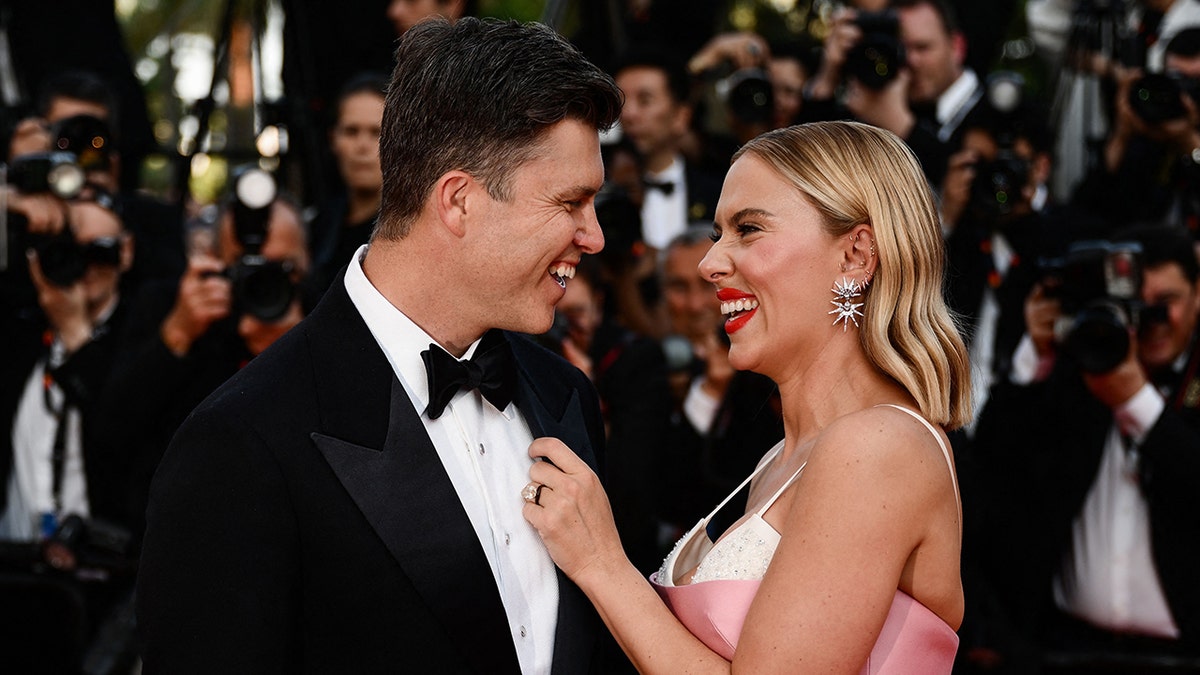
top-left (233, 258), bottom-right (295, 321)
top-left (32, 234), bottom-right (87, 287)
top-left (1129, 73), bottom-right (1187, 123)
top-left (970, 155), bottom-right (1028, 218)
top-left (848, 11), bottom-right (905, 90)
top-left (1062, 303), bottom-right (1132, 374)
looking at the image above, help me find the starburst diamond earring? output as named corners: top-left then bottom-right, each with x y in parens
top-left (829, 277), bottom-right (865, 331)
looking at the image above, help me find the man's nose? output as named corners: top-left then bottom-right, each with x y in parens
top-left (575, 208), bottom-right (604, 254)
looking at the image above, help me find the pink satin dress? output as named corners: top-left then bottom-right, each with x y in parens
top-left (650, 405), bottom-right (960, 672)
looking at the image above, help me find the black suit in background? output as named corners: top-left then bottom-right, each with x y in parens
top-left (660, 370), bottom-right (784, 540)
top-left (970, 345), bottom-right (1200, 670)
top-left (136, 274), bottom-right (613, 673)
top-left (0, 297), bottom-right (138, 674)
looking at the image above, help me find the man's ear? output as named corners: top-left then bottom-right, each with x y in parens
top-left (432, 170), bottom-right (473, 237)
top-left (952, 32), bottom-right (968, 69)
top-left (119, 233), bottom-right (135, 273)
top-left (841, 223), bottom-right (877, 284)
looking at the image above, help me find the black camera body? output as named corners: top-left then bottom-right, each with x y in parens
top-left (971, 151), bottom-right (1030, 219)
top-left (226, 255), bottom-right (296, 322)
top-left (722, 67), bottom-right (774, 125)
top-left (7, 151), bottom-right (86, 199)
top-left (51, 114), bottom-right (114, 173)
top-left (1041, 241), bottom-right (1144, 374)
top-left (1128, 72), bottom-right (1200, 124)
top-left (26, 229), bottom-right (122, 287)
top-left (593, 181), bottom-right (643, 269)
top-left (225, 166), bottom-right (296, 322)
top-left (848, 10), bottom-right (906, 90)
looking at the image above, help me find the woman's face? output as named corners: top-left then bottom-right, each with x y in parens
top-left (699, 154), bottom-right (844, 378)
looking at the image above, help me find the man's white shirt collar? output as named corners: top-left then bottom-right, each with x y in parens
top-left (342, 244), bottom-right (486, 415)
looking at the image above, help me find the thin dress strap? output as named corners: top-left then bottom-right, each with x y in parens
top-left (875, 404), bottom-right (962, 520)
top-left (697, 441), bottom-right (784, 525)
top-left (755, 459), bottom-right (808, 516)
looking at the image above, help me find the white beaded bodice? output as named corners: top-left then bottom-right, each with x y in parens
top-left (656, 440), bottom-right (803, 587)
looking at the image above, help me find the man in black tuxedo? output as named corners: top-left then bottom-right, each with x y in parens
top-left (135, 18), bottom-right (623, 673)
top-left (972, 225), bottom-right (1200, 672)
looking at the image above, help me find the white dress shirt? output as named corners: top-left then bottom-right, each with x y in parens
top-left (935, 68), bottom-right (983, 144)
top-left (641, 155), bottom-right (688, 250)
top-left (343, 245), bottom-right (560, 673)
top-left (1, 342), bottom-right (90, 541)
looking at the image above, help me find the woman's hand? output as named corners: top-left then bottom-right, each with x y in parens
top-left (522, 437), bottom-right (626, 586)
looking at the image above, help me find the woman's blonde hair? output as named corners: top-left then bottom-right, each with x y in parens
top-left (734, 121), bottom-right (971, 428)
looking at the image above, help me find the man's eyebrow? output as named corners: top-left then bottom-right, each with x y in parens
top-left (558, 185), bottom-right (600, 200)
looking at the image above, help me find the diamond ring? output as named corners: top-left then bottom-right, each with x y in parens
top-left (521, 482), bottom-right (543, 506)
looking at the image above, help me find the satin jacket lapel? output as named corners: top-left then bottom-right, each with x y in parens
top-left (307, 282), bottom-right (520, 674)
top-left (509, 338), bottom-right (600, 674)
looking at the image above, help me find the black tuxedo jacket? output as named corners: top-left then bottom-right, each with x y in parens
top-left (136, 275), bottom-right (611, 673)
top-left (0, 299), bottom-right (133, 528)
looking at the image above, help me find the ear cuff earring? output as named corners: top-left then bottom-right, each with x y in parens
top-left (829, 277), bottom-right (865, 331)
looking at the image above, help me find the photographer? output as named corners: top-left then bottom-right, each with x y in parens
top-left (0, 198), bottom-right (138, 672)
top-left (972, 225), bottom-right (1200, 672)
top-left (802, 0), bottom-right (984, 186)
top-left (941, 76), bottom-right (1103, 433)
top-left (1074, 28), bottom-right (1200, 238)
top-left (3, 70), bottom-right (185, 300)
top-left (98, 177), bottom-right (309, 541)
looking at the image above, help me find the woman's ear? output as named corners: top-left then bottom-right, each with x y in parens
top-left (841, 223), bottom-right (877, 285)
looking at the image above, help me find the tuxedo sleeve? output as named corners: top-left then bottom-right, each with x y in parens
top-left (136, 402), bottom-right (301, 673)
top-left (1139, 406), bottom-right (1200, 642)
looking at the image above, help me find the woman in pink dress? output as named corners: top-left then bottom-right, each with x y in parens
top-left (523, 120), bottom-right (971, 673)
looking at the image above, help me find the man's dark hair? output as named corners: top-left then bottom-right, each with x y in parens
top-left (1117, 224), bottom-right (1200, 284)
top-left (613, 45), bottom-right (693, 106)
top-left (891, 0), bottom-right (960, 36)
top-left (35, 70), bottom-right (120, 131)
top-left (1166, 28), bottom-right (1200, 59)
top-left (376, 18), bottom-right (622, 240)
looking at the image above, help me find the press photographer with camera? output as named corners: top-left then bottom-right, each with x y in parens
top-left (0, 197), bottom-right (139, 671)
top-left (971, 225), bottom-right (1200, 672)
top-left (3, 70), bottom-right (186, 301)
top-left (801, 0), bottom-right (984, 186)
top-left (939, 74), bottom-right (1107, 436)
top-left (97, 169), bottom-right (309, 541)
top-left (1074, 28), bottom-right (1200, 236)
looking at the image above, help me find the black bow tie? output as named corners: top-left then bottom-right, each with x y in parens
top-left (421, 329), bottom-right (517, 420)
top-left (643, 178), bottom-right (675, 195)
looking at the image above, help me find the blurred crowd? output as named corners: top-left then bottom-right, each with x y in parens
top-left (1, 0), bottom-right (1199, 673)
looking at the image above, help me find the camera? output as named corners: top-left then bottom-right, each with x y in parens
top-left (1040, 240), bottom-right (1145, 374)
top-left (969, 73), bottom-right (1033, 219)
top-left (847, 10), bottom-right (906, 90)
top-left (1128, 71), bottom-right (1200, 124)
top-left (719, 68), bottom-right (774, 126)
top-left (594, 180), bottom-right (643, 268)
top-left (27, 229), bottom-right (123, 287)
top-left (7, 151), bottom-right (86, 200)
top-left (224, 166), bottom-right (296, 322)
top-left (51, 114), bottom-right (114, 173)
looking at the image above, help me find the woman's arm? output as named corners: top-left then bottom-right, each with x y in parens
top-left (736, 407), bottom-right (961, 672)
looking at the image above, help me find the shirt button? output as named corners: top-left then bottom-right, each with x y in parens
top-left (504, 532), bottom-right (511, 546)
top-left (519, 626), bottom-right (527, 638)
top-left (479, 443), bottom-right (486, 455)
